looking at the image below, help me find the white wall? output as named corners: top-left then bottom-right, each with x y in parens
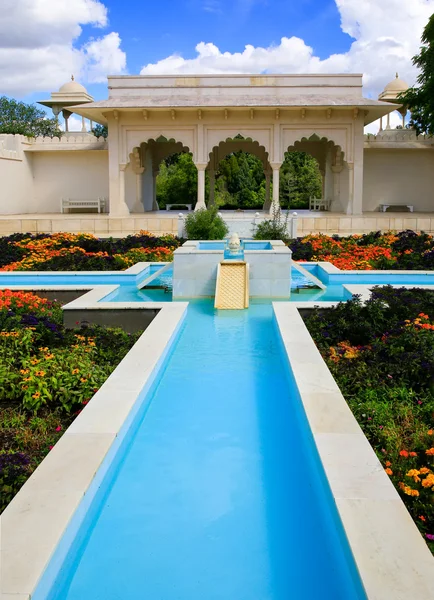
top-left (363, 149), bottom-right (434, 211)
top-left (0, 136), bottom-right (35, 214)
top-left (33, 151), bottom-right (109, 212)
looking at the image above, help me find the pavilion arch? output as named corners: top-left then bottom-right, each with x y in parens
top-left (124, 129), bottom-right (196, 165)
top-left (206, 135), bottom-right (272, 209)
top-left (124, 135), bottom-right (195, 213)
top-left (283, 133), bottom-right (348, 213)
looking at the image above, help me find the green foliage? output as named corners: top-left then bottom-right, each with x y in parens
top-left (0, 292), bottom-right (142, 511)
top-left (304, 287), bottom-right (434, 552)
top-left (279, 152), bottom-right (323, 209)
top-left (253, 207), bottom-right (291, 242)
top-left (157, 153), bottom-right (198, 208)
top-left (184, 206), bottom-right (229, 240)
top-left (155, 147), bottom-right (321, 210)
top-left (91, 124), bottom-right (108, 138)
top-left (399, 14), bottom-right (434, 134)
top-left (0, 97), bottom-right (62, 138)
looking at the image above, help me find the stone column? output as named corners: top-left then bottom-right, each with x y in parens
top-left (108, 113), bottom-right (130, 217)
top-left (270, 163), bottom-right (281, 215)
top-left (386, 112), bottom-right (391, 130)
top-left (117, 163), bottom-right (130, 216)
top-left (208, 170), bottom-right (216, 206)
top-left (152, 169), bottom-right (159, 211)
top-left (132, 169), bottom-right (145, 213)
top-left (195, 163), bottom-right (207, 210)
top-left (81, 117), bottom-right (87, 133)
top-left (262, 170), bottom-right (271, 211)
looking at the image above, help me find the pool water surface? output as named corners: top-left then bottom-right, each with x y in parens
top-left (42, 301), bottom-right (366, 600)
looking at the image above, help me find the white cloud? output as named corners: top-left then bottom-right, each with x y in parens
top-left (0, 0), bottom-right (126, 96)
top-left (140, 0), bottom-right (434, 101)
top-left (59, 114), bottom-right (86, 132)
top-left (364, 110), bottom-right (404, 135)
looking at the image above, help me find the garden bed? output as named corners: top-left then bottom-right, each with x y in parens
top-left (303, 286), bottom-right (434, 554)
top-left (0, 290), bottom-right (142, 512)
top-left (1, 229), bottom-right (434, 272)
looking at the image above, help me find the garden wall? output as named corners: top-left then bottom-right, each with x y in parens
top-left (363, 148), bottom-right (434, 212)
top-left (0, 135), bottom-right (35, 214)
top-left (32, 150), bottom-right (109, 213)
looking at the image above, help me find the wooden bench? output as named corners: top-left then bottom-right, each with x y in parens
top-left (61, 197), bottom-right (107, 214)
top-left (380, 203), bottom-right (414, 213)
top-left (166, 203), bottom-right (192, 211)
top-left (309, 197), bottom-right (330, 211)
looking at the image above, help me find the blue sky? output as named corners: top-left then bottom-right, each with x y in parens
top-left (22, 0), bottom-right (353, 104)
top-left (99, 0), bottom-right (351, 77)
top-left (4, 0), bottom-right (432, 134)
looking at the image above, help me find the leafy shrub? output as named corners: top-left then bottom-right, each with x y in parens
top-left (0, 453), bottom-right (30, 509)
top-left (254, 208), bottom-right (290, 242)
top-left (303, 287), bottom-right (434, 553)
top-left (184, 206), bottom-right (228, 240)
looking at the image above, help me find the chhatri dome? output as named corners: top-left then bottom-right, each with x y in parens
top-left (57, 76), bottom-right (89, 96)
top-left (39, 76), bottom-right (94, 118)
top-left (378, 73), bottom-right (409, 103)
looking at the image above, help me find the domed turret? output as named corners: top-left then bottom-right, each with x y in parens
top-left (378, 73), bottom-right (409, 102)
top-left (58, 76), bottom-right (88, 95)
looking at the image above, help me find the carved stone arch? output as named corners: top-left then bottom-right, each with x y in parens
top-left (205, 128), bottom-right (272, 164)
top-left (124, 129), bottom-right (196, 163)
top-left (207, 134), bottom-right (271, 171)
top-left (282, 129), bottom-right (348, 162)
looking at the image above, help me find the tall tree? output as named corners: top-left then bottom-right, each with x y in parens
top-left (399, 14), bottom-right (434, 135)
top-left (280, 152), bottom-right (322, 208)
top-left (0, 97), bottom-right (62, 138)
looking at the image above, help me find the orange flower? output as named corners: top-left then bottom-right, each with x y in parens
top-left (428, 430), bottom-right (433, 436)
top-left (419, 516), bottom-right (426, 522)
top-left (399, 450), bottom-right (409, 457)
top-left (409, 452), bottom-right (418, 457)
top-left (385, 460), bottom-right (392, 467)
top-left (426, 448), bottom-right (434, 456)
top-left (385, 468), bottom-right (393, 475)
top-left (420, 467), bottom-right (431, 475)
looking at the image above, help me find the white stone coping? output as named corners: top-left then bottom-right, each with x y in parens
top-left (0, 302), bottom-right (188, 599)
top-left (273, 303), bottom-right (434, 600)
top-left (292, 261), bottom-right (327, 289)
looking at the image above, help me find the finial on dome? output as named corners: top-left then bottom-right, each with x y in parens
top-left (71, 75), bottom-right (74, 81)
top-left (396, 72), bottom-right (399, 79)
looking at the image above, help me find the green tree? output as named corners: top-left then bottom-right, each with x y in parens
top-left (91, 124), bottom-right (108, 138)
top-left (280, 151), bottom-right (322, 209)
top-left (399, 14), bottom-right (434, 134)
top-left (156, 152), bottom-right (198, 208)
top-left (0, 97), bottom-right (62, 138)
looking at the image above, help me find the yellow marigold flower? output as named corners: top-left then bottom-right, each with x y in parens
top-left (30, 359), bottom-right (40, 365)
top-left (422, 474), bottom-right (434, 488)
top-left (20, 369), bottom-right (29, 375)
top-left (419, 467), bottom-right (431, 475)
top-left (32, 391), bottom-right (41, 399)
top-left (71, 368), bottom-right (80, 375)
top-left (406, 469), bottom-right (421, 482)
top-left (80, 377), bottom-right (87, 383)
top-left (44, 354), bottom-right (54, 360)
top-left (35, 370), bottom-right (46, 377)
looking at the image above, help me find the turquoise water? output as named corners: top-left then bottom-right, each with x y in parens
top-left (197, 241), bottom-right (273, 250)
top-left (39, 301), bottom-right (366, 600)
top-left (105, 266), bottom-right (349, 303)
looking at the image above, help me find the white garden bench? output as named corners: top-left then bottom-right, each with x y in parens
top-left (380, 203), bottom-right (414, 213)
top-left (61, 197), bottom-right (107, 214)
top-left (166, 203), bottom-right (192, 211)
top-left (309, 196), bottom-right (330, 211)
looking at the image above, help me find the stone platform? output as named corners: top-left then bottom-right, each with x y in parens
top-left (0, 210), bottom-right (434, 237)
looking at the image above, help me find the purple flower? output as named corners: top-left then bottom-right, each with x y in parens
top-left (426, 534), bottom-right (434, 541)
